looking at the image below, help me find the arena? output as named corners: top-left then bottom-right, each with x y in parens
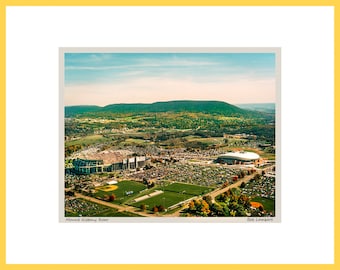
top-left (215, 151), bottom-right (261, 165)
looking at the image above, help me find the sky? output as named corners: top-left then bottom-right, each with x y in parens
top-left (64, 52), bottom-right (277, 106)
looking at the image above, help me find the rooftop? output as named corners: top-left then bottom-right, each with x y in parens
top-left (219, 151), bottom-right (260, 160)
top-left (76, 149), bottom-right (134, 165)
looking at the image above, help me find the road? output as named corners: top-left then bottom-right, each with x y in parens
top-left (207, 164), bottom-right (275, 201)
top-left (74, 192), bottom-right (153, 217)
top-left (207, 173), bottom-right (257, 201)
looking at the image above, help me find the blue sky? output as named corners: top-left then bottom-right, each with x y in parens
top-left (64, 52), bottom-right (276, 106)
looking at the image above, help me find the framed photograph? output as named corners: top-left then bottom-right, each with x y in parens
top-left (60, 47), bottom-right (281, 223)
top-left (5, 4), bottom-right (334, 267)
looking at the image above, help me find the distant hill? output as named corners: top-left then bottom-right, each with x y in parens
top-left (236, 103), bottom-right (275, 114)
top-left (65, 100), bottom-right (263, 118)
top-left (64, 105), bottom-right (101, 117)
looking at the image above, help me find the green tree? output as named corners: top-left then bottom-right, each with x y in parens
top-left (188, 201), bottom-right (196, 212)
top-left (240, 170), bottom-right (246, 178)
top-left (203, 195), bottom-right (213, 206)
top-left (254, 173), bottom-right (261, 181)
top-left (211, 203), bottom-right (224, 216)
top-left (200, 200), bottom-right (210, 216)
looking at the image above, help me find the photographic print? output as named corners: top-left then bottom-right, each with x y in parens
top-left (60, 48), bottom-right (280, 222)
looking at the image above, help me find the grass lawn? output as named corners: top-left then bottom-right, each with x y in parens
top-left (124, 138), bottom-right (147, 144)
top-left (184, 136), bottom-right (224, 145)
top-left (65, 134), bottom-right (110, 147)
top-left (251, 197), bottom-right (275, 213)
top-left (65, 198), bottom-right (141, 217)
top-left (131, 191), bottom-right (193, 210)
top-left (95, 180), bottom-right (147, 203)
top-left (164, 182), bottom-right (213, 196)
top-left (190, 137), bottom-right (224, 144)
top-left (109, 211), bottom-right (142, 217)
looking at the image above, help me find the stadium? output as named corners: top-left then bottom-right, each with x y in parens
top-left (215, 151), bottom-right (261, 165)
top-left (72, 155), bottom-right (146, 174)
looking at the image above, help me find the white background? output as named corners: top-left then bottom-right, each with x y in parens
top-left (6, 7), bottom-right (334, 264)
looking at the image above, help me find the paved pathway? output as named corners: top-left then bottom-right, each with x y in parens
top-left (74, 193), bottom-right (153, 217)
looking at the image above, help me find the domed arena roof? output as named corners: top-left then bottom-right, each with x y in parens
top-left (218, 151), bottom-right (260, 161)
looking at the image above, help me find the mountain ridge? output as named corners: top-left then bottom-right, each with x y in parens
top-left (65, 100), bottom-right (264, 118)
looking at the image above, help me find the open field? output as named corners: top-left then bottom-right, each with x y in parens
top-left (251, 197), bottom-right (275, 213)
top-left (112, 181), bottom-right (147, 197)
top-left (184, 135), bottom-right (224, 144)
top-left (65, 134), bottom-right (110, 147)
top-left (131, 190), bottom-right (193, 210)
top-left (65, 198), bottom-right (141, 217)
top-left (122, 138), bottom-right (149, 146)
top-left (94, 180), bottom-right (147, 202)
top-left (164, 182), bottom-right (213, 196)
top-left (96, 185), bottom-right (118, 192)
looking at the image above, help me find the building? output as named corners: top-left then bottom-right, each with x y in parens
top-left (72, 156), bottom-right (147, 175)
top-left (72, 159), bottom-right (104, 174)
top-left (106, 156), bottom-right (147, 172)
top-left (215, 151), bottom-right (261, 165)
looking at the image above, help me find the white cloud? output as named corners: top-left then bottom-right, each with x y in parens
top-left (65, 59), bottom-right (218, 71)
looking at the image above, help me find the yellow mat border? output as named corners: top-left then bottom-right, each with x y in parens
top-left (0, 1), bottom-right (337, 270)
